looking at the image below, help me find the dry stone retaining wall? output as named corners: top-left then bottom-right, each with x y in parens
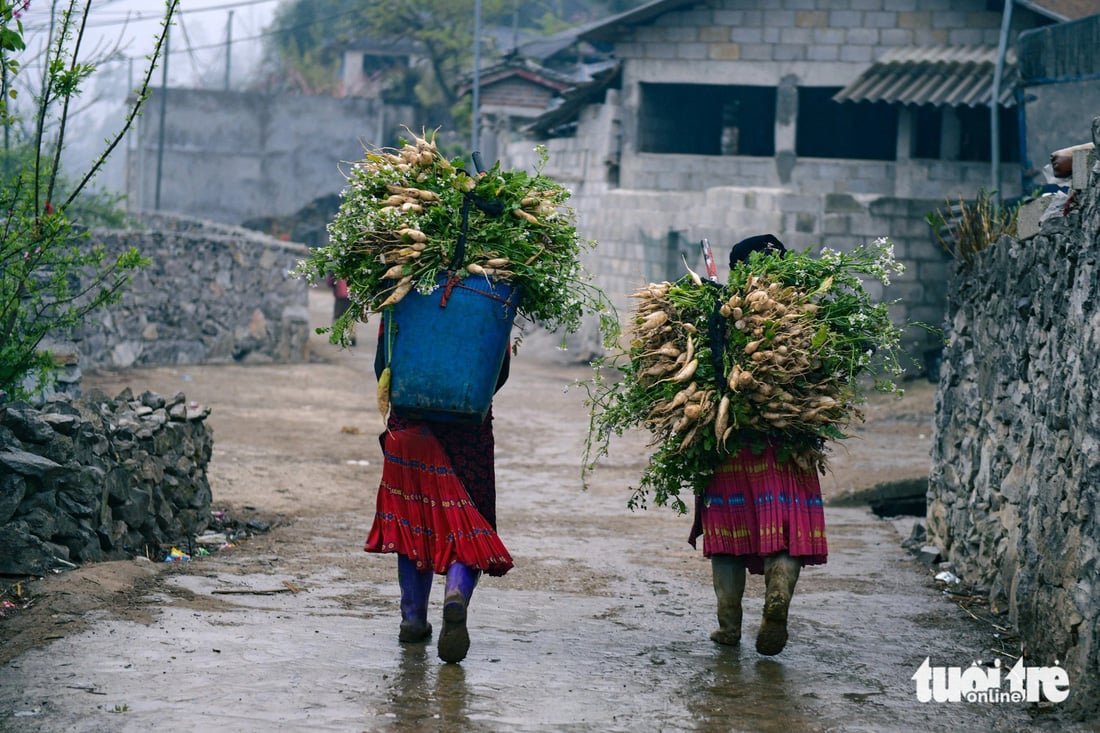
top-left (0, 214), bottom-right (302, 576)
top-left (0, 388), bottom-right (213, 576)
top-left (72, 212), bottom-right (311, 376)
top-left (927, 117), bottom-right (1100, 717)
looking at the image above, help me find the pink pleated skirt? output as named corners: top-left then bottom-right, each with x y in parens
top-left (698, 442), bottom-right (828, 575)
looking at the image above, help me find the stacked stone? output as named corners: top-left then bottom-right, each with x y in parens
top-left (72, 212), bottom-right (312, 373)
top-left (928, 116), bottom-right (1100, 718)
top-left (0, 388), bottom-right (213, 576)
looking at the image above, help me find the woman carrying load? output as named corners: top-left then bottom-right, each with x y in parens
top-left (687, 234), bottom-right (828, 656)
top-left (364, 328), bottom-right (513, 664)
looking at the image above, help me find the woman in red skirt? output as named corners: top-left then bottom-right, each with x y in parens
top-left (365, 331), bottom-right (513, 664)
top-left (688, 234), bottom-right (828, 656)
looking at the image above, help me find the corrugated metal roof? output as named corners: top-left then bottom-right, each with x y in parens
top-left (833, 46), bottom-right (1017, 108)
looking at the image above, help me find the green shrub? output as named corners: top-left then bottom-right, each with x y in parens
top-left (926, 189), bottom-right (1019, 265)
top-left (0, 0), bottom-right (177, 400)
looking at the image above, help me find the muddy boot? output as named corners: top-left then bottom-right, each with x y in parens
top-left (438, 561), bottom-right (479, 663)
top-left (397, 554), bottom-right (433, 643)
top-left (710, 555), bottom-right (746, 646)
top-left (756, 552), bottom-right (801, 656)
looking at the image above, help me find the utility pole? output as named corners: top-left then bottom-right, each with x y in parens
top-left (126, 57), bottom-right (135, 211)
top-left (991, 0), bottom-right (1013, 200)
top-left (224, 10), bottom-right (234, 91)
top-left (155, 30), bottom-right (170, 210)
top-left (472, 0), bottom-right (481, 155)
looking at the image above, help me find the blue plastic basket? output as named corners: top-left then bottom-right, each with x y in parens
top-left (382, 273), bottom-right (519, 423)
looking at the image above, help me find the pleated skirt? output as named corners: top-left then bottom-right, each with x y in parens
top-left (364, 424), bottom-right (513, 577)
top-left (699, 441), bottom-right (828, 575)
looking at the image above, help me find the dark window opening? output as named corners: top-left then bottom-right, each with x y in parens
top-left (797, 88), bottom-right (897, 161)
top-left (956, 105), bottom-right (1020, 162)
top-left (639, 83), bottom-right (775, 156)
top-left (911, 105), bottom-right (942, 159)
top-left (361, 54), bottom-right (403, 77)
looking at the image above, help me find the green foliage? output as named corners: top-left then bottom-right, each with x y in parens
top-left (582, 238), bottom-right (906, 514)
top-left (293, 132), bottom-right (619, 350)
top-left (360, 0), bottom-right (507, 125)
top-left (0, 0), bottom-right (176, 400)
top-left (926, 189), bottom-right (1019, 265)
top-left (266, 0), bottom-right (369, 94)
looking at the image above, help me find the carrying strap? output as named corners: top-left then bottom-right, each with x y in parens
top-left (449, 151), bottom-right (506, 270)
top-left (705, 282), bottom-right (727, 392)
top-left (451, 188), bottom-right (505, 270)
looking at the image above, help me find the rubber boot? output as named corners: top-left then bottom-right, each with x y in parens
top-left (710, 555), bottom-right (746, 646)
top-left (756, 552), bottom-right (801, 656)
top-left (437, 561), bottom-right (480, 663)
top-left (397, 554), bottom-right (433, 643)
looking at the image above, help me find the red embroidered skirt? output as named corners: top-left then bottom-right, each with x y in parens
top-left (698, 442), bottom-right (828, 575)
top-left (364, 423), bottom-right (513, 577)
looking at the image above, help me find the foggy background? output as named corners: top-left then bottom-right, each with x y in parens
top-left (19, 0), bottom-right (279, 195)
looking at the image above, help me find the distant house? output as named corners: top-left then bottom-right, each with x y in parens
top-left (492, 0), bottom-right (1098, 369)
top-left (524, 0), bottom-right (1095, 198)
top-left (337, 37), bottom-right (422, 103)
top-left (458, 55), bottom-right (575, 164)
top-left (462, 23), bottom-right (618, 165)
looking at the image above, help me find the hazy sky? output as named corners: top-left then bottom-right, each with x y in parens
top-left (22, 0), bottom-right (281, 89)
top-left (17, 1), bottom-right (283, 193)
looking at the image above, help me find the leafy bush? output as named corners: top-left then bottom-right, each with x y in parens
top-left (293, 130), bottom-right (619, 349)
top-left (0, 0), bottom-right (177, 400)
top-left (926, 189), bottom-right (1018, 265)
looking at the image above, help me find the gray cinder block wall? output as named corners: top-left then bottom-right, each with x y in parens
top-left (927, 116), bottom-right (1100, 718)
top-left (508, 105), bottom-right (953, 372)
top-left (128, 89), bottom-right (414, 226)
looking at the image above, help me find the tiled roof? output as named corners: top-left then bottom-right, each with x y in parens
top-left (833, 46), bottom-right (1018, 108)
top-left (457, 56), bottom-right (576, 97)
top-left (526, 64), bottom-right (622, 137)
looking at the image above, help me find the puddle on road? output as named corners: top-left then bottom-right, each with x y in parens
top-left (0, 516), bottom-right (1072, 733)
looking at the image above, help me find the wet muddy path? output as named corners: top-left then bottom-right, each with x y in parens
top-left (0, 293), bottom-right (1089, 732)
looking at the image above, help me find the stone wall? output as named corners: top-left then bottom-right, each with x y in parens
top-left (0, 388), bottom-right (213, 576)
top-left (72, 212), bottom-right (311, 375)
top-left (927, 117), bottom-right (1100, 716)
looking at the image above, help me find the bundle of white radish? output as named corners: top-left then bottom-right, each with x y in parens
top-left (293, 127), bottom-right (617, 349)
top-left (584, 238), bottom-right (906, 514)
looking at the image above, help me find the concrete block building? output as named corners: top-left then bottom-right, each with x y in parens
top-left (501, 0), bottom-right (1097, 371)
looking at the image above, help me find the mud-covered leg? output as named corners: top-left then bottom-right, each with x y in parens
top-left (756, 552), bottom-right (801, 655)
top-left (397, 554), bottom-right (433, 643)
top-left (710, 555), bottom-right (746, 646)
top-left (438, 561), bottom-right (480, 663)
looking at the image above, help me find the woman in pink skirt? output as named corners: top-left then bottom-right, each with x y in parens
top-left (688, 234), bottom-right (828, 656)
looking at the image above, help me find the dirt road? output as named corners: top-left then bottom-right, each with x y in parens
top-left (0, 291), bottom-right (1088, 732)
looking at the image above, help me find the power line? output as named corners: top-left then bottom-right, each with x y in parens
top-left (174, 9), bottom-right (205, 81)
top-left (82, 0), bottom-right (281, 28)
top-left (71, 5), bottom-right (370, 64)
top-left (166, 11), bottom-right (370, 66)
